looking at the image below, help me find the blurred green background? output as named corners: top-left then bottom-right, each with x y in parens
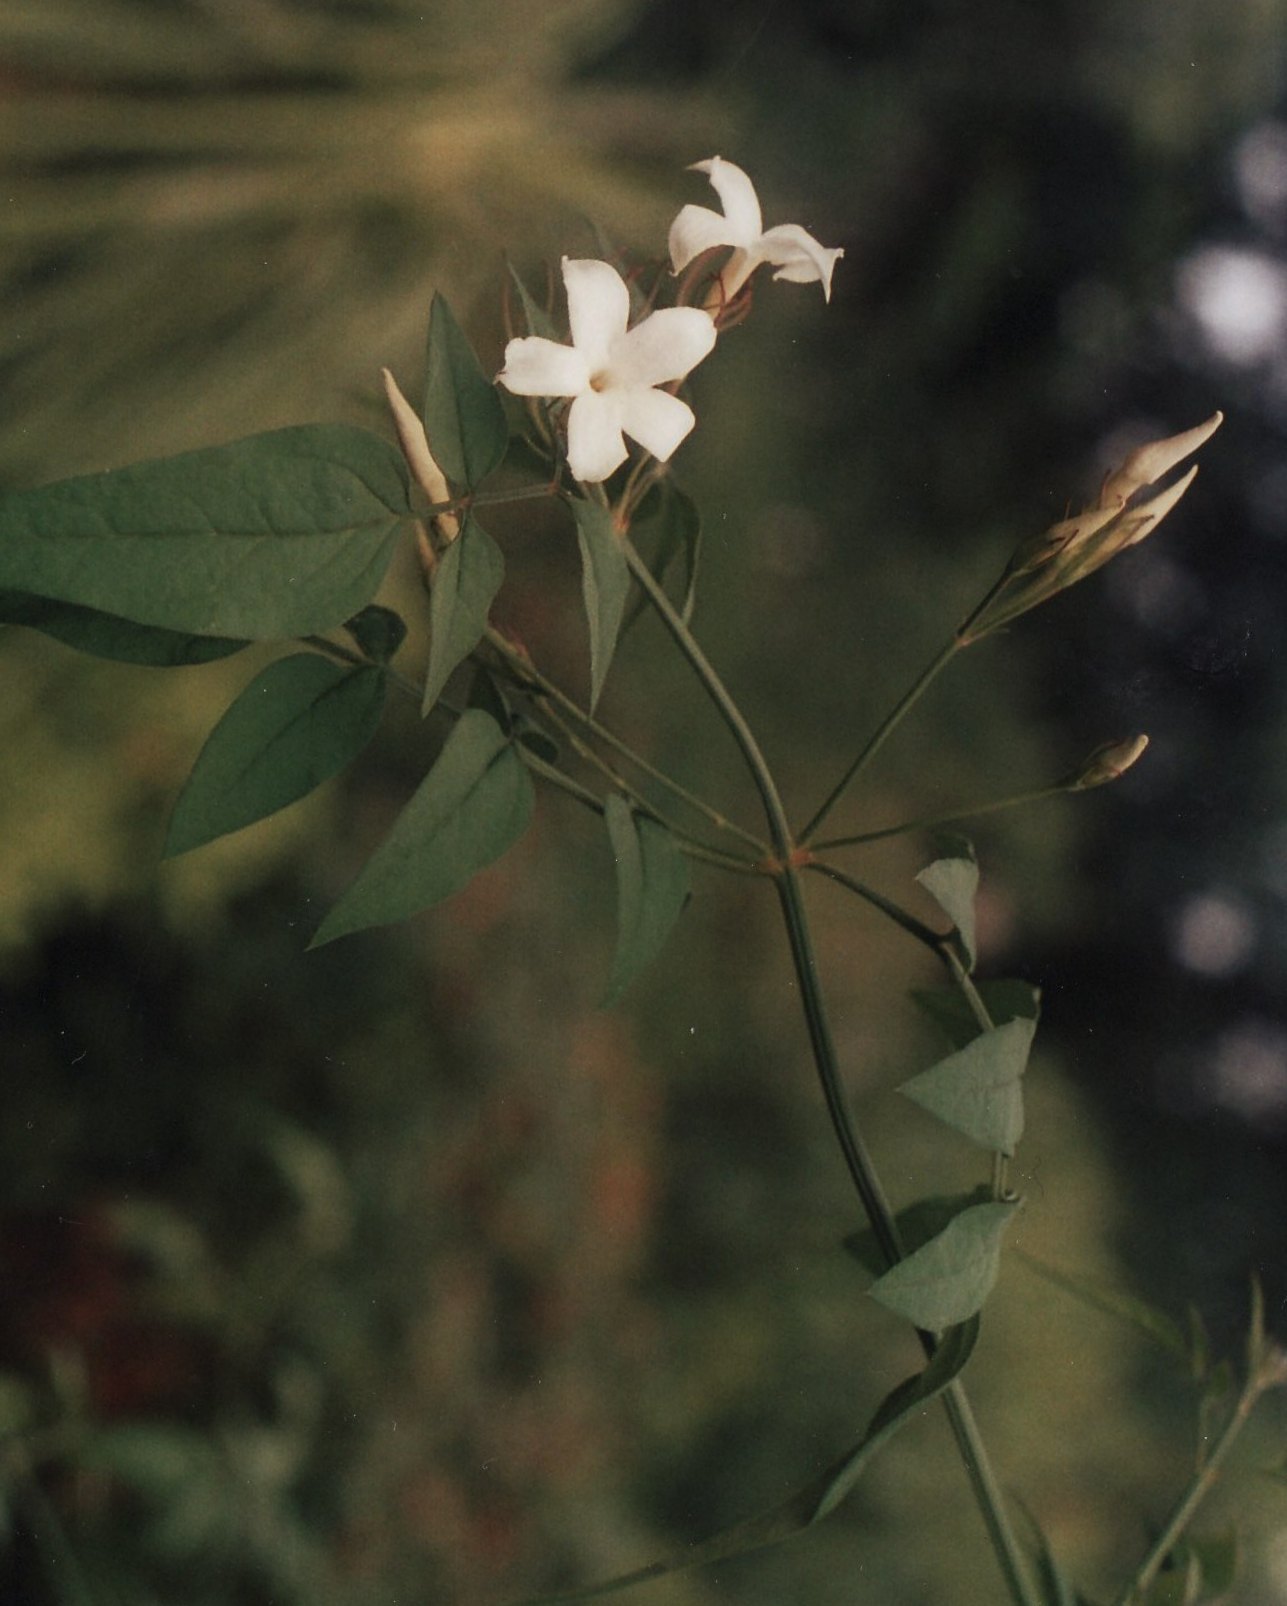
top-left (3, 1), bottom-right (1287, 1602)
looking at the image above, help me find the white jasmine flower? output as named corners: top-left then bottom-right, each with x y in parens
top-left (669, 156), bottom-right (844, 303)
top-left (497, 257), bottom-right (717, 483)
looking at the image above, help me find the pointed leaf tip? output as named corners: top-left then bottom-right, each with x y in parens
top-left (602, 797), bottom-right (690, 1005)
top-left (899, 1017), bottom-right (1036, 1155)
top-left (164, 653), bottom-right (386, 856)
top-left (916, 852), bottom-right (979, 969)
top-left (423, 294), bottom-right (510, 489)
top-left (870, 1199), bottom-right (1019, 1328)
top-left (422, 515), bottom-right (505, 715)
top-left (310, 708), bottom-right (534, 946)
top-left (572, 499), bottom-right (630, 710)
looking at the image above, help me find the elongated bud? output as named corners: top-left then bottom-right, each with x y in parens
top-left (1070, 733), bottom-right (1150, 790)
top-left (381, 367), bottom-right (460, 543)
top-left (964, 412), bottom-right (1222, 644)
top-left (1097, 411), bottom-right (1223, 511)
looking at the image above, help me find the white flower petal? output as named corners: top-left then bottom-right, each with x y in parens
top-left (566, 389), bottom-right (628, 483)
top-left (668, 203), bottom-right (740, 272)
top-left (611, 307), bottom-right (716, 389)
top-left (619, 387), bottom-right (696, 464)
top-left (498, 336), bottom-right (588, 397)
top-left (562, 257), bottom-right (630, 373)
top-left (692, 156), bottom-right (762, 241)
top-left (756, 224), bottom-right (844, 301)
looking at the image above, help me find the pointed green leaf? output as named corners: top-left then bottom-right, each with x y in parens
top-left (423, 293), bottom-right (509, 489)
top-left (870, 1200), bottom-right (1019, 1328)
top-left (507, 260), bottom-right (557, 340)
top-left (344, 605), bottom-right (407, 665)
top-left (0, 426), bottom-right (412, 638)
top-left (844, 1187), bottom-right (994, 1277)
top-left (1014, 1254), bottom-right (1190, 1362)
top-left (422, 515), bottom-right (505, 714)
top-left (572, 499), bottom-right (630, 710)
top-left (311, 709), bottom-right (533, 946)
top-left (912, 979), bottom-right (1042, 1050)
top-left (517, 1316), bottom-right (979, 1603)
top-left (916, 851), bottom-right (979, 969)
top-left (602, 796), bottom-right (690, 1006)
top-left (164, 653), bottom-right (386, 856)
top-left (0, 590), bottom-right (247, 665)
top-left (900, 1017), bottom-right (1036, 1155)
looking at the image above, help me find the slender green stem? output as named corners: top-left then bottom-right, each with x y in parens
top-left (814, 783), bottom-right (1071, 853)
top-left (799, 636), bottom-right (962, 845)
top-left (806, 859), bottom-right (946, 951)
top-left (484, 626), bottom-right (770, 857)
top-left (1112, 1382), bottom-right (1258, 1606)
top-left (621, 533), bottom-right (1039, 1606)
top-left (533, 697), bottom-right (763, 875)
top-left (620, 535), bottom-right (795, 860)
top-left (420, 481), bottom-right (559, 519)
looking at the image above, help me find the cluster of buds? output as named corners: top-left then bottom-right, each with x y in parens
top-left (960, 412), bottom-right (1224, 644)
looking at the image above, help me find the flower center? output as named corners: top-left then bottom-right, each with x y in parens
top-left (589, 370), bottom-right (610, 392)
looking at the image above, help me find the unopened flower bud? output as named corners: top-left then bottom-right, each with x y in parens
top-left (381, 367), bottom-right (459, 543)
top-left (1070, 733), bottom-right (1150, 790)
top-left (1097, 411), bottom-right (1224, 511)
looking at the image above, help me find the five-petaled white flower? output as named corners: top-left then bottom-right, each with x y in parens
top-left (669, 156), bottom-right (843, 303)
top-left (497, 257), bottom-right (717, 484)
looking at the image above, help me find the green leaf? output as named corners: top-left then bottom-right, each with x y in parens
top-left (507, 259), bottom-right (558, 340)
top-left (310, 708), bottom-right (534, 946)
top-left (0, 590), bottom-right (247, 666)
top-left (602, 796), bottom-right (690, 1006)
top-left (164, 653), bottom-right (386, 856)
top-left (572, 499), bottom-right (630, 711)
top-left (845, 1187), bottom-right (994, 1277)
top-left (518, 1317), bottom-right (979, 1603)
top-left (422, 515), bottom-right (505, 714)
top-left (916, 849), bottom-right (979, 969)
top-left (899, 1017), bottom-right (1036, 1155)
top-left (622, 481), bottom-right (702, 633)
top-left (0, 425), bottom-right (412, 638)
top-left (869, 1200), bottom-right (1019, 1329)
top-left (423, 293), bottom-right (509, 489)
top-left (912, 979), bottom-right (1042, 1050)
top-left (344, 605), bottom-right (407, 665)
top-left (1013, 1254), bottom-right (1191, 1362)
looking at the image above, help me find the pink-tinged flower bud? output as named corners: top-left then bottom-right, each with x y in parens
top-left (1070, 733), bottom-right (1150, 790)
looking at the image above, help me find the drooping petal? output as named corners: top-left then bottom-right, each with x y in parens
top-left (692, 156), bottom-right (763, 241)
top-left (668, 203), bottom-right (741, 273)
top-left (566, 388), bottom-right (628, 483)
top-left (619, 386), bottom-right (696, 464)
top-left (755, 224), bottom-right (845, 301)
top-left (611, 307), bottom-right (717, 389)
top-left (562, 257), bottom-right (630, 373)
top-left (498, 335), bottom-right (588, 397)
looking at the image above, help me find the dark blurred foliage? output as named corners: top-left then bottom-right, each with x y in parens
top-left (4, 1), bottom-right (1287, 1603)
